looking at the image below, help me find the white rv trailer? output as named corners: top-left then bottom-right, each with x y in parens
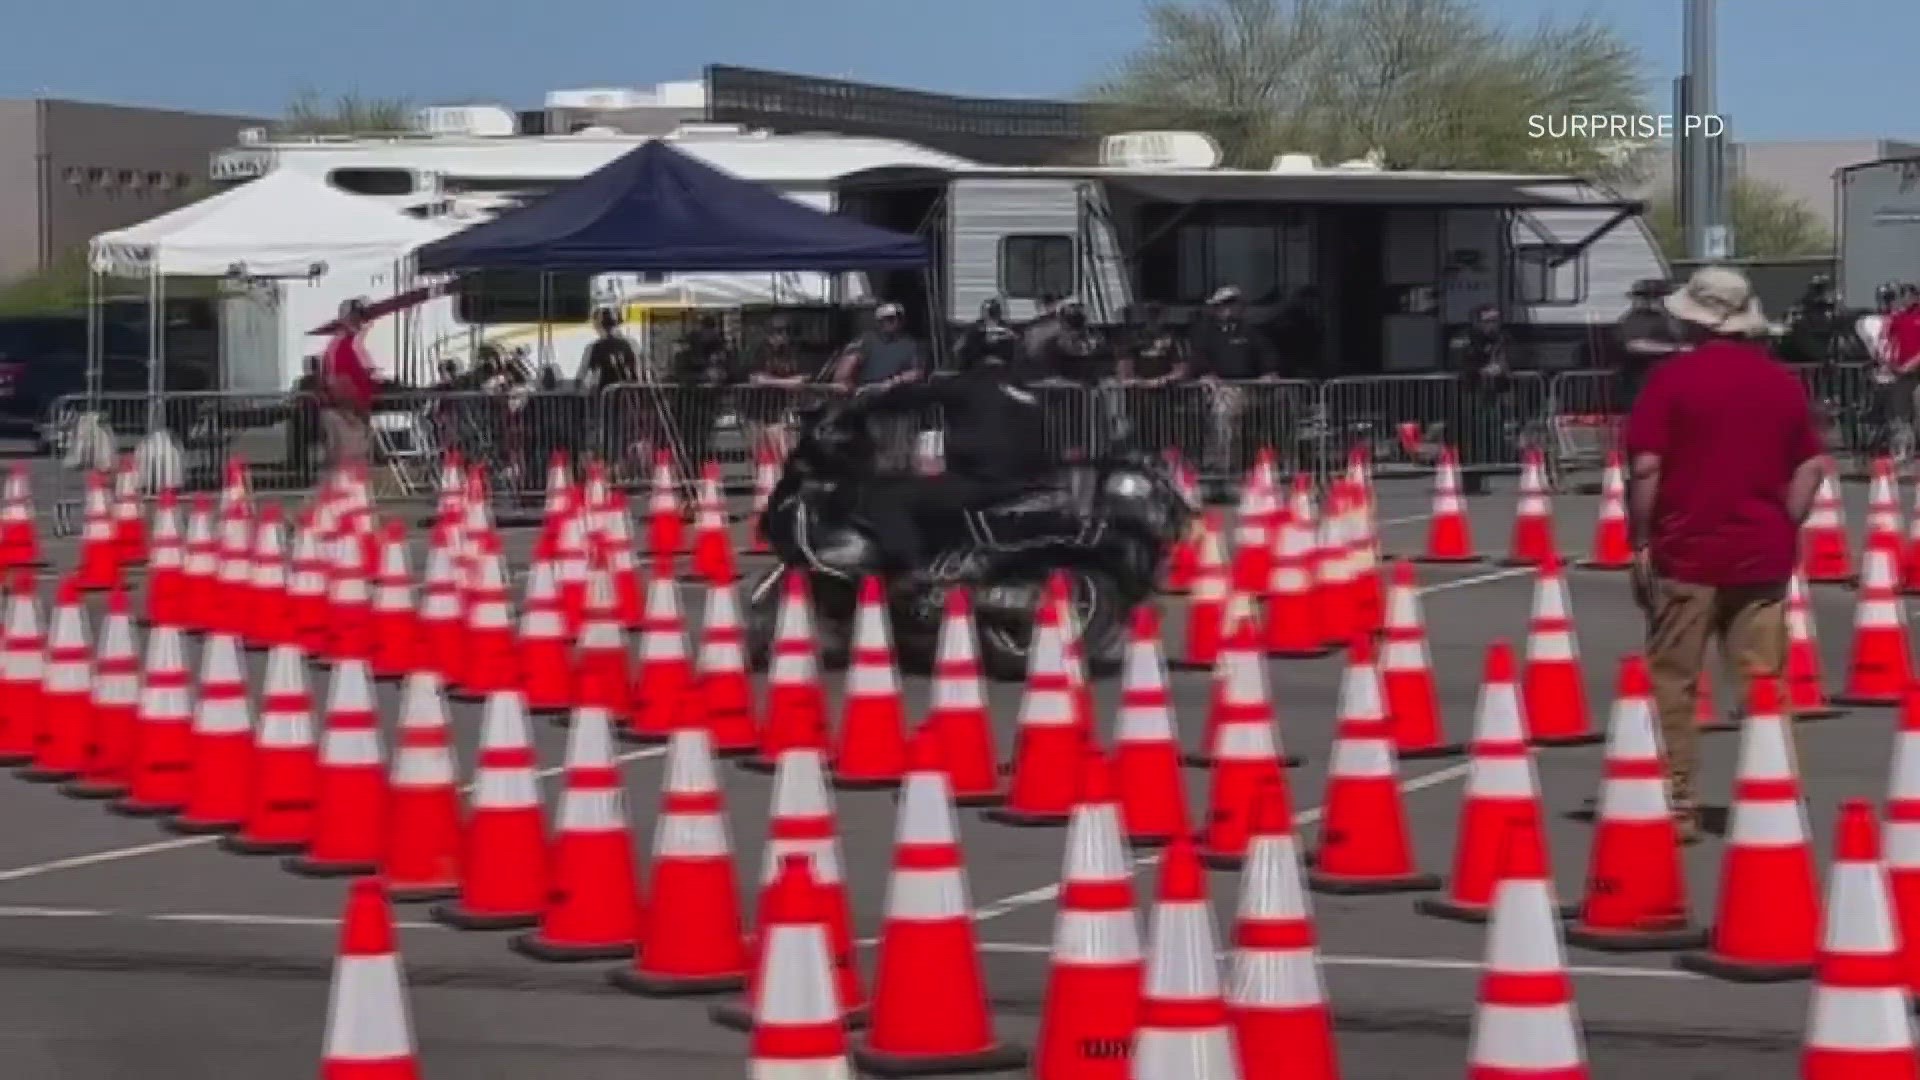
top-left (834, 156), bottom-right (1664, 373)
top-left (203, 114), bottom-right (972, 388)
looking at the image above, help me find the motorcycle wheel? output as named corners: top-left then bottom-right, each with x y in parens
top-left (979, 567), bottom-right (1127, 683)
top-left (744, 565), bottom-right (852, 671)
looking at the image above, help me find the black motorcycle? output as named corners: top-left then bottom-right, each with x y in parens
top-left (747, 400), bottom-right (1195, 682)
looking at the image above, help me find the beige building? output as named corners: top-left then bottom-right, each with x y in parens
top-left (1623, 138), bottom-right (1920, 230)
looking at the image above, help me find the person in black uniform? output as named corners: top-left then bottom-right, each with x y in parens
top-left (1609, 280), bottom-right (1680, 410)
top-left (1033, 299), bottom-right (1112, 458)
top-left (741, 314), bottom-right (812, 460)
top-left (841, 352), bottom-right (1051, 584)
top-left (579, 307), bottom-right (640, 392)
top-left (1445, 303), bottom-right (1516, 495)
top-left (956, 297), bottom-right (1024, 370)
top-left (1189, 286), bottom-right (1283, 474)
top-left (665, 314), bottom-right (736, 475)
top-left (1119, 302), bottom-right (1193, 462)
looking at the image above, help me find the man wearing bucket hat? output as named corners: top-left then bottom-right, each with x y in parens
top-left (1622, 266), bottom-right (1831, 843)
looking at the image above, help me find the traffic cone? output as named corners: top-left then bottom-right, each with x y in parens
top-left (1263, 502), bottom-right (1331, 659)
top-left (1230, 461), bottom-right (1279, 595)
top-left (1315, 483), bottom-right (1365, 648)
top-left (73, 471), bottom-right (121, 591)
top-left (210, 504), bottom-right (255, 635)
top-left (1869, 456), bottom-right (1905, 538)
top-left (610, 727), bottom-right (750, 995)
top-left (1309, 635), bottom-right (1439, 894)
top-left (1785, 573), bottom-right (1845, 721)
top-left (1521, 553), bottom-right (1600, 746)
top-left (382, 670), bottom-right (463, 902)
top-left (0, 573), bottom-right (39, 767)
top-left (318, 879), bottom-right (422, 1080)
top-left (691, 461), bottom-right (736, 585)
top-left (162, 631), bottom-right (253, 833)
top-left (1676, 675), bottom-right (1820, 982)
top-left (516, 552), bottom-right (574, 715)
top-left (244, 503), bottom-right (295, 651)
top-left (108, 620), bottom-right (192, 818)
top-left (711, 744), bottom-right (865, 1031)
top-left (1500, 447), bottom-right (1557, 567)
top-left (552, 507), bottom-right (592, 638)
top-left (323, 518), bottom-right (375, 664)
top-left (603, 495), bottom-right (647, 633)
top-left (512, 703), bottom-right (642, 961)
top-left (1113, 605), bottom-right (1190, 847)
top-left (1199, 620), bottom-right (1296, 870)
top-left (1578, 452), bottom-right (1633, 569)
top-left (749, 443), bottom-right (780, 555)
top-left (1379, 562), bottom-right (1460, 758)
top-left (833, 576), bottom-right (909, 789)
top-left (646, 450), bottom-right (685, 569)
top-left (1803, 800), bottom-right (1918, 1080)
top-left (1415, 447), bottom-right (1481, 563)
top-left (178, 494), bottom-right (219, 634)
top-left (853, 725), bottom-right (1026, 1076)
top-left (747, 570), bottom-right (829, 773)
top-left (1801, 472), bottom-right (1855, 584)
top-left (1232, 781), bottom-right (1338, 1080)
top-left (285, 659), bottom-right (388, 878)
top-left (1189, 605), bottom-right (1279, 769)
top-left (0, 463), bottom-right (43, 570)
top-left (744, 855), bottom-right (854, 1079)
top-left (143, 489), bottom-right (185, 627)
top-left (987, 592), bottom-right (1083, 827)
top-left (1176, 509), bottom-right (1230, 670)
top-left (1133, 835), bottom-right (1237, 1080)
top-left (574, 554), bottom-right (633, 718)
top-left (628, 554), bottom-right (693, 743)
top-left (417, 525), bottom-right (466, 684)
top-left (1903, 481), bottom-right (1920, 594)
top-left (1834, 532), bottom-right (1911, 706)
top-left (1463, 817), bottom-right (1590, 1080)
top-left (1031, 750), bottom-right (1142, 1080)
top-left (454, 537), bottom-right (519, 701)
top-left (1418, 641), bottom-right (1569, 924)
top-left (1564, 654), bottom-right (1704, 951)
top-left (367, 522), bottom-right (419, 680)
top-left (222, 642), bottom-right (318, 855)
top-left (63, 586), bottom-right (140, 799)
top-left (927, 588), bottom-right (1003, 806)
top-left (1891, 685), bottom-right (1920, 1000)
top-left (286, 511), bottom-right (332, 656)
top-left (694, 578), bottom-right (759, 756)
top-left (432, 690), bottom-right (549, 930)
top-left (19, 578), bottom-right (94, 783)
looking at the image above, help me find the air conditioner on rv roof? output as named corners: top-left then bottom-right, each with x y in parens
top-left (1100, 131), bottom-right (1222, 170)
top-left (412, 105), bottom-right (517, 138)
top-left (1270, 153), bottom-right (1320, 173)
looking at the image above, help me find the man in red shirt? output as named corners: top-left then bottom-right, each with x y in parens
top-left (319, 298), bottom-right (378, 477)
top-left (1623, 266), bottom-right (1830, 842)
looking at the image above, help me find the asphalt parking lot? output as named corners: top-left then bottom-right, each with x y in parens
top-left (0, 468), bottom-right (1891, 1078)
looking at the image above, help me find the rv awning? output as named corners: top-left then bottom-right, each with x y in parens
top-left (1103, 172), bottom-right (1632, 210)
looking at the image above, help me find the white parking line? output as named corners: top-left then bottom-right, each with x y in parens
top-left (0, 745), bottom-right (669, 885)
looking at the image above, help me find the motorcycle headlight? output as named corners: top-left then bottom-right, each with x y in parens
top-left (1105, 473), bottom-right (1152, 500)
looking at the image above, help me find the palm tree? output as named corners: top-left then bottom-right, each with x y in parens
top-left (277, 90), bottom-right (413, 138)
top-left (1090, 0), bottom-right (1645, 180)
top-left (1645, 177), bottom-right (1833, 261)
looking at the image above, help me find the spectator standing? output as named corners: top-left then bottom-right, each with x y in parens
top-left (741, 314), bottom-right (811, 460)
top-left (318, 298), bottom-right (378, 478)
top-left (1022, 293), bottom-right (1064, 361)
top-left (1119, 302), bottom-right (1193, 461)
top-left (955, 297), bottom-right (1023, 370)
top-left (1609, 279), bottom-right (1681, 410)
top-left (834, 302), bottom-right (927, 471)
top-left (665, 314), bottom-right (736, 475)
top-left (1445, 303), bottom-right (1518, 495)
top-left (579, 307), bottom-right (640, 392)
top-left (1886, 286), bottom-right (1920, 459)
top-left (1191, 286), bottom-right (1284, 474)
top-left (1623, 266), bottom-right (1829, 844)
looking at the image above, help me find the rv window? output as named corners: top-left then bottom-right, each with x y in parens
top-left (327, 169), bottom-right (418, 197)
top-left (1513, 244), bottom-right (1586, 306)
top-left (455, 270), bottom-right (594, 325)
top-left (999, 235), bottom-right (1075, 300)
top-left (1166, 208), bottom-right (1313, 304)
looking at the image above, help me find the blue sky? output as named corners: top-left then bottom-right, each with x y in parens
top-left (1, 0), bottom-right (1911, 140)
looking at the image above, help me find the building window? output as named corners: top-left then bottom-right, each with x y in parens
top-left (1512, 244), bottom-right (1586, 306)
top-left (999, 234), bottom-right (1075, 300)
top-left (145, 171), bottom-right (167, 190)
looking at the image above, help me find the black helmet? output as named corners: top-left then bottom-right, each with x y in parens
top-left (1879, 283), bottom-right (1901, 306)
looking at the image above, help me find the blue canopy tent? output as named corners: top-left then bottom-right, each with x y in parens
top-left (414, 140), bottom-right (928, 273)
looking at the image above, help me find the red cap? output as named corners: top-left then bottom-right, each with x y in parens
top-left (857, 574), bottom-right (885, 606)
top-left (1249, 778), bottom-right (1293, 837)
top-left (1347, 633), bottom-right (1376, 666)
top-left (1129, 603), bottom-right (1160, 640)
top-left (1748, 671), bottom-right (1782, 717)
top-left (55, 576), bottom-right (80, 606)
top-left (1392, 560), bottom-right (1417, 588)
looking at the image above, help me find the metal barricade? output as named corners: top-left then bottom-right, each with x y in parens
top-left (1793, 361), bottom-right (1879, 476)
top-left (368, 387), bottom-right (597, 505)
top-left (1546, 369), bottom-right (1624, 483)
top-left (1321, 372), bottom-right (1552, 483)
top-left (598, 381), bottom-right (849, 495)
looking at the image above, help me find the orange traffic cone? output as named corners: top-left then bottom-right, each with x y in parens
top-left (1198, 621), bottom-right (1296, 870)
top-left (742, 856), bottom-right (855, 1077)
top-left (318, 879), bottom-right (422, 1080)
top-left (694, 578), bottom-right (759, 756)
top-left (1889, 684), bottom-right (1920, 998)
top-left (1032, 750), bottom-right (1141, 1080)
top-left (1463, 816), bottom-right (1590, 1080)
top-left (610, 727), bottom-right (750, 995)
top-left (1264, 501), bottom-right (1331, 659)
top-left (1801, 800), bottom-right (1918, 1080)
top-left (517, 552), bottom-right (574, 715)
top-left (178, 494), bottom-right (219, 634)
top-left (746, 570), bottom-right (830, 773)
top-left (163, 631), bottom-right (254, 833)
top-left (1578, 451), bottom-right (1632, 569)
top-left (323, 518), bottom-right (375, 664)
top-left (646, 450), bottom-right (684, 569)
top-left (286, 511), bottom-right (332, 656)
top-left (453, 537), bottom-right (519, 700)
top-left (1676, 675), bottom-right (1820, 982)
top-left (1419, 641), bottom-right (1568, 924)
top-left (286, 659), bottom-right (388, 878)
top-left (209, 505), bottom-right (256, 637)
top-left (18, 579), bottom-right (93, 784)
top-left (512, 703), bottom-right (643, 961)
top-left (0, 464), bottom-right (43, 570)
top-left (1801, 472), bottom-right (1855, 584)
top-left (222, 642), bottom-right (318, 855)
top-left (108, 620), bottom-right (192, 818)
top-left (1232, 782), bottom-right (1339, 1080)
top-left (243, 504), bottom-right (295, 651)
top-left (1786, 573), bottom-right (1845, 720)
top-left (63, 587), bottom-right (139, 799)
top-left (1113, 605), bottom-right (1189, 847)
top-left (1309, 635), bottom-right (1439, 894)
top-left (1415, 447), bottom-right (1481, 564)
top-left (1133, 835), bottom-right (1236, 1080)
top-left (417, 526), bottom-right (466, 684)
top-left (1380, 562), bottom-right (1460, 758)
top-left (143, 490), bottom-right (186, 628)
top-left (73, 471), bottom-right (121, 591)
top-left (1834, 532), bottom-right (1911, 706)
top-left (1520, 553), bottom-right (1600, 746)
top-left (927, 589), bottom-right (1002, 806)
top-left (1231, 460), bottom-right (1280, 595)
top-left (749, 443), bottom-right (780, 556)
top-left (1869, 456), bottom-right (1904, 536)
top-left (432, 690), bottom-right (549, 930)
top-left (0, 573), bottom-right (40, 767)
top-left (368, 522), bottom-right (419, 680)
top-left (691, 461), bottom-right (736, 585)
top-left (1175, 509), bottom-right (1230, 670)
top-left (833, 576), bottom-right (909, 789)
top-left (552, 507), bottom-right (592, 637)
top-left (1565, 655), bottom-right (1703, 951)
top-left (628, 555), bottom-right (693, 743)
top-left (382, 670), bottom-right (464, 902)
top-left (1500, 447), bottom-right (1557, 566)
top-left (854, 726), bottom-right (1026, 1076)
top-left (987, 593), bottom-right (1083, 828)
top-left (574, 555), bottom-right (633, 719)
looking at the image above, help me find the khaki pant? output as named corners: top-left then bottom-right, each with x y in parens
top-left (1644, 577), bottom-right (1789, 813)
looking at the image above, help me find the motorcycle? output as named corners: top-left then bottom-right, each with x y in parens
top-left (747, 400), bottom-right (1196, 682)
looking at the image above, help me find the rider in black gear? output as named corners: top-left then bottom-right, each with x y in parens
top-left (841, 355), bottom-right (1051, 583)
top-left (956, 297), bottom-right (1024, 370)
